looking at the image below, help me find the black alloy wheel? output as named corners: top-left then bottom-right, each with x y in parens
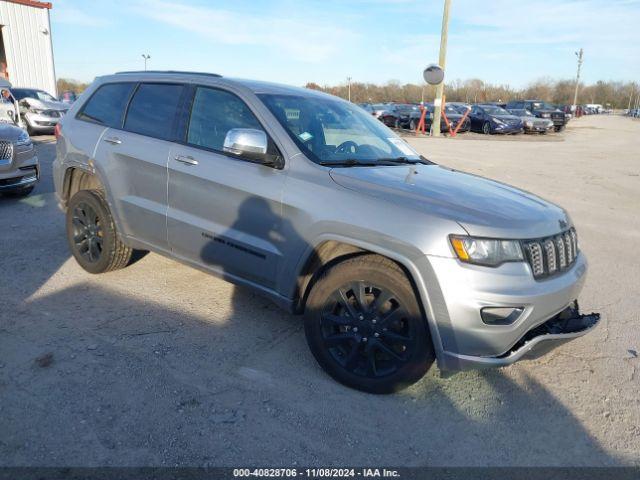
top-left (71, 201), bottom-right (104, 263)
top-left (304, 254), bottom-right (434, 393)
top-left (319, 282), bottom-right (416, 378)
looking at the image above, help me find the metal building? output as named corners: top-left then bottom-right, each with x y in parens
top-left (0, 0), bottom-right (56, 96)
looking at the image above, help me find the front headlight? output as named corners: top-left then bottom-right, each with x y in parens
top-left (450, 235), bottom-right (524, 267)
top-left (492, 118), bottom-right (505, 126)
top-left (29, 108), bottom-right (46, 115)
top-left (541, 113), bottom-right (550, 118)
top-left (16, 129), bottom-right (31, 146)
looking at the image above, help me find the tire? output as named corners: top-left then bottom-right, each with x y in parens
top-left (555, 125), bottom-right (565, 132)
top-left (3, 185), bottom-right (34, 197)
top-left (482, 121), bottom-right (491, 135)
top-left (409, 119), bottom-right (416, 131)
top-left (66, 189), bottom-right (134, 274)
top-left (304, 254), bottom-right (435, 393)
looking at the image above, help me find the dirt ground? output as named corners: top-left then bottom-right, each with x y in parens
top-left (0, 115), bottom-right (638, 467)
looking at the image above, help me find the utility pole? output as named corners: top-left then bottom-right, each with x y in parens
top-left (431, 0), bottom-right (451, 137)
top-left (572, 48), bottom-right (583, 111)
top-left (347, 76), bottom-right (352, 102)
top-left (141, 54), bottom-right (151, 71)
top-left (628, 83), bottom-right (635, 111)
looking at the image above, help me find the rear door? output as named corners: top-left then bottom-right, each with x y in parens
top-left (167, 86), bottom-right (287, 290)
top-left (96, 82), bottom-right (187, 251)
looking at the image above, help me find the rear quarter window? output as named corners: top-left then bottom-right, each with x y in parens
top-left (77, 83), bottom-right (136, 128)
top-left (124, 83), bottom-right (185, 141)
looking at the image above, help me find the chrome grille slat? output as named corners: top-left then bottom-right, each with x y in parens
top-left (544, 240), bottom-right (557, 273)
top-left (524, 228), bottom-right (578, 279)
top-left (0, 141), bottom-right (13, 160)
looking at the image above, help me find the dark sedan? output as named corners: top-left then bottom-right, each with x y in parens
top-left (469, 104), bottom-right (523, 134)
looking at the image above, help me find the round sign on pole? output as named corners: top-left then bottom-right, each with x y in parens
top-left (423, 64), bottom-right (444, 85)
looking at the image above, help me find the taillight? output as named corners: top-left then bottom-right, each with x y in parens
top-left (54, 123), bottom-right (61, 139)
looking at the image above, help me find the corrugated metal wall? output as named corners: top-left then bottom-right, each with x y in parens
top-left (0, 1), bottom-right (56, 95)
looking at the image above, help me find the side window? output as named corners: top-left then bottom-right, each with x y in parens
top-left (124, 83), bottom-right (185, 140)
top-left (187, 87), bottom-right (263, 152)
top-left (78, 83), bottom-right (135, 128)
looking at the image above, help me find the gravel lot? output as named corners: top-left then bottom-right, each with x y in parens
top-left (1, 115), bottom-right (638, 467)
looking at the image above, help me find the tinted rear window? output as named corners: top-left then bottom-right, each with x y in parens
top-left (124, 83), bottom-right (184, 140)
top-left (78, 83), bottom-right (135, 128)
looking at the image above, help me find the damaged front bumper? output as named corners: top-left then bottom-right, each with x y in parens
top-left (440, 302), bottom-right (600, 371)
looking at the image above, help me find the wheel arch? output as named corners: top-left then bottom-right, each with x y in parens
top-left (61, 166), bottom-right (105, 207)
top-left (292, 235), bottom-right (447, 367)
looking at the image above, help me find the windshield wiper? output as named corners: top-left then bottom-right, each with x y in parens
top-left (375, 156), bottom-right (432, 165)
top-left (319, 159), bottom-right (382, 167)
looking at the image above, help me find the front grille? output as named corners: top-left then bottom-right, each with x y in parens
top-left (0, 141), bottom-right (13, 160)
top-left (523, 228), bottom-right (578, 279)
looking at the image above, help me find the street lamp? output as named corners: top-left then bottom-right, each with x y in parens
top-left (141, 54), bottom-right (151, 71)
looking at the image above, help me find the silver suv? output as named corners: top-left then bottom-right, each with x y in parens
top-left (53, 71), bottom-right (599, 393)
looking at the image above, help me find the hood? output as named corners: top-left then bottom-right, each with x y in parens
top-left (329, 164), bottom-right (571, 239)
top-left (21, 97), bottom-right (67, 111)
top-left (0, 123), bottom-right (27, 141)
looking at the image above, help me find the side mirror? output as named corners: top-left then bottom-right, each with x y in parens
top-left (223, 128), bottom-right (274, 164)
top-left (7, 110), bottom-right (14, 119)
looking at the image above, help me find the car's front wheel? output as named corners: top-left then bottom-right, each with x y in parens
top-left (482, 121), bottom-right (491, 134)
top-left (66, 189), bottom-right (135, 274)
top-left (304, 255), bottom-right (435, 393)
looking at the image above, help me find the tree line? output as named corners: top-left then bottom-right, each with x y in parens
top-left (306, 78), bottom-right (638, 108)
top-left (57, 77), bottom-right (637, 108)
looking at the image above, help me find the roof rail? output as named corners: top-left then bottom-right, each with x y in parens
top-left (115, 70), bottom-right (222, 78)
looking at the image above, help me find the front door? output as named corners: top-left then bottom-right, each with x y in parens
top-left (167, 86), bottom-right (287, 290)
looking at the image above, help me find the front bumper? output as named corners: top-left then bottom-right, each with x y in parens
top-left (24, 112), bottom-right (61, 132)
top-left (524, 124), bottom-right (554, 133)
top-left (492, 124), bottom-right (522, 134)
top-left (423, 251), bottom-right (597, 371)
top-left (0, 143), bottom-right (39, 190)
top-left (439, 302), bottom-right (600, 371)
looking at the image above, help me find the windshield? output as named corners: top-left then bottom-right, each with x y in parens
top-left (482, 106), bottom-right (510, 115)
top-left (258, 93), bottom-right (421, 165)
top-left (12, 89), bottom-right (57, 102)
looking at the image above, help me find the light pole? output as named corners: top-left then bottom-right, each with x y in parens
top-left (347, 76), bottom-right (352, 102)
top-left (431, 0), bottom-right (451, 137)
top-left (141, 54), bottom-right (151, 71)
top-left (572, 48), bottom-right (583, 111)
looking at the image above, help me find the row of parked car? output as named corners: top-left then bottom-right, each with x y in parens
top-left (359, 99), bottom-right (573, 135)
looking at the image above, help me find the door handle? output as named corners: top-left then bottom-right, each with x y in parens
top-left (174, 155), bottom-right (198, 166)
top-left (103, 136), bottom-right (122, 145)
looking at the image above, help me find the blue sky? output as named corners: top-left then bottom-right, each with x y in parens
top-left (51, 0), bottom-right (640, 87)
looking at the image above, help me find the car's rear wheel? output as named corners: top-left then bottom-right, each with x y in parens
top-left (304, 255), bottom-right (434, 393)
top-left (409, 119), bottom-right (416, 131)
top-left (66, 189), bottom-right (135, 274)
top-left (482, 121), bottom-right (491, 134)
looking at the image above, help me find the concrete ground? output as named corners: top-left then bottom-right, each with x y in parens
top-left (0, 115), bottom-right (638, 467)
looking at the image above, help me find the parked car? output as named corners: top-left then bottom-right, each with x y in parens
top-left (59, 90), bottom-right (78, 104)
top-left (53, 71), bottom-right (599, 393)
top-left (506, 100), bottom-right (567, 131)
top-left (507, 108), bottom-right (554, 134)
top-left (393, 104), bottom-right (422, 130)
top-left (10, 88), bottom-right (69, 135)
top-left (0, 123), bottom-right (38, 197)
top-left (469, 104), bottom-right (524, 134)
